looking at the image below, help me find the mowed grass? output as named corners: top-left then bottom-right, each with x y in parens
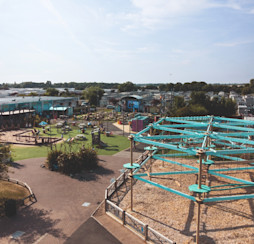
top-left (12, 125), bottom-right (130, 161)
top-left (0, 181), bottom-right (29, 199)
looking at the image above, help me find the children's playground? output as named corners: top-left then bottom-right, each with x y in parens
top-left (0, 116), bottom-right (130, 160)
top-left (119, 116), bottom-right (254, 244)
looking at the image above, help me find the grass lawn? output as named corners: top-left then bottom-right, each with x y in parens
top-left (12, 125), bottom-right (130, 161)
top-left (0, 181), bottom-right (29, 199)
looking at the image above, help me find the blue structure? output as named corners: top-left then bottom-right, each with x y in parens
top-left (0, 96), bottom-right (77, 115)
top-left (130, 116), bottom-right (254, 243)
top-left (120, 95), bottom-right (144, 112)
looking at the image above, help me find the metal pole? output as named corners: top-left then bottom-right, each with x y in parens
top-left (122, 111), bottom-right (124, 136)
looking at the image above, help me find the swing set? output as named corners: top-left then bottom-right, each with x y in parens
top-left (124, 116), bottom-right (254, 244)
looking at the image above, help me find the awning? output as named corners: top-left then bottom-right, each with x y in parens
top-left (49, 106), bottom-right (68, 111)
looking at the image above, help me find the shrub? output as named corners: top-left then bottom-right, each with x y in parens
top-left (78, 147), bottom-right (98, 170)
top-left (46, 147), bottom-right (63, 170)
top-left (46, 146), bottom-right (99, 175)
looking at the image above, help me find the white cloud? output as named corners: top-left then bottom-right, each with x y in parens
top-left (215, 40), bottom-right (253, 47)
top-left (123, 0), bottom-right (244, 29)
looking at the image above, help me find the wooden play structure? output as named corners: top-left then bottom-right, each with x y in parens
top-left (13, 129), bottom-right (61, 145)
top-left (125, 116), bottom-right (254, 243)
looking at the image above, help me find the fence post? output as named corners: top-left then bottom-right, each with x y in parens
top-left (144, 224), bottom-right (148, 241)
top-left (122, 210), bottom-right (126, 225)
top-left (105, 188), bottom-right (108, 200)
top-left (114, 180), bottom-right (117, 191)
top-left (104, 199), bottom-right (107, 212)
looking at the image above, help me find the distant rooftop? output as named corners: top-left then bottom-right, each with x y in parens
top-left (0, 96), bottom-right (77, 105)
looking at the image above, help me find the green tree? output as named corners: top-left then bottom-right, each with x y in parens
top-left (118, 81), bottom-right (137, 92)
top-left (174, 96), bottom-right (186, 110)
top-left (83, 86), bottom-right (104, 106)
top-left (0, 143), bottom-right (11, 179)
top-left (45, 88), bottom-right (59, 96)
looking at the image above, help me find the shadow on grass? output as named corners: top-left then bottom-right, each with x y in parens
top-left (0, 207), bottom-right (66, 242)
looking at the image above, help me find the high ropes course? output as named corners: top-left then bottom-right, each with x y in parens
top-left (124, 116), bottom-right (254, 244)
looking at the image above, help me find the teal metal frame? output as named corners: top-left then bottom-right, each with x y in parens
top-left (132, 116), bottom-right (254, 203)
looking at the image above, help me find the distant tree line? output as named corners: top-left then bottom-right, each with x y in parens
top-left (0, 79), bottom-right (253, 95)
top-left (171, 91), bottom-right (237, 117)
top-left (0, 79), bottom-right (254, 94)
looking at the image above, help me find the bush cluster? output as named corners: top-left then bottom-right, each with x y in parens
top-left (46, 146), bottom-right (98, 175)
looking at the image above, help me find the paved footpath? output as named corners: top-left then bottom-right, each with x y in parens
top-left (0, 152), bottom-right (143, 244)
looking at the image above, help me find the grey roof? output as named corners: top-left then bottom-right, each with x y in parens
top-left (121, 95), bottom-right (143, 100)
top-left (0, 96), bottom-right (77, 105)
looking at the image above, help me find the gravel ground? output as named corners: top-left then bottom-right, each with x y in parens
top-left (119, 158), bottom-right (254, 244)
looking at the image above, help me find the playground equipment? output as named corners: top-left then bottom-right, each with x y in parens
top-left (13, 129), bottom-right (61, 145)
top-left (91, 128), bottom-right (107, 147)
top-left (126, 116), bottom-right (254, 244)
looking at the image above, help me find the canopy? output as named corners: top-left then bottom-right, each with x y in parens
top-left (39, 121), bottom-right (48, 126)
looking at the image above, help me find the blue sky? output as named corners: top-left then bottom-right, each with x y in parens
top-left (0, 0), bottom-right (254, 84)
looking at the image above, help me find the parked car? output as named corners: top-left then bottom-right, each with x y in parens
top-left (106, 105), bottom-right (115, 109)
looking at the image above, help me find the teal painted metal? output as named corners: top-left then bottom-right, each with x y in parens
top-left (203, 194), bottom-right (254, 202)
top-left (210, 154), bottom-right (245, 161)
top-left (131, 116), bottom-right (254, 204)
top-left (135, 137), bottom-right (197, 155)
top-left (211, 185), bottom-right (253, 191)
top-left (189, 184), bottom-right (211, 193)
top-left (134, 176), bottom-right (196, 201)
top-left (210, 134), bottom-right (254, 146)
top-left (134, 170), bottom-right (198, 177)
top-left (213, 141), bottom-right (249, 149)
top-left (144, 146), bottom-right (158, 151)
top-left (213, 123), bottom-right (254, 132)
top-left (160, 124), bottom-right (208, 128)
top-left (210, 166), bottom-right (254, 173)
top-left (209, 171), bottom-right (254, 185)
top-left (139, 134), bottom-right (203, 140)
top-left (123, 163), bottom-right (140, 169)
top-left (217, 131), bottom-right (254, 137)
top-left (153, 155), bottom-right (198, 170)
top-left (214, 116), bottom-right (254, 125)
top-left (153, 125), bottom-right (200, 136)
top-left (206, 148), bottom-right (254, 155)
top-left (155, 153), bottom-right (192, 157)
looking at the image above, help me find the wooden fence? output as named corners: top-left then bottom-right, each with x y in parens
top-left (105, 151), bottom-right (175, 244)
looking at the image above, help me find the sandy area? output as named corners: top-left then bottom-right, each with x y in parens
top-left (119, 158), bottom-right (254, 244)
top-left (0, 129), bottom-right (62, 146)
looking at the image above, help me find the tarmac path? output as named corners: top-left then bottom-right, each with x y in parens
top-left (0, 149), bottom-right (144, 244)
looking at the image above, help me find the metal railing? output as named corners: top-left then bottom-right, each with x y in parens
top-left (105, 151), bottom-right (175, 244)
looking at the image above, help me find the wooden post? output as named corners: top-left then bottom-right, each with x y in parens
top-left (129, 135), bottom-right (134, 211)
top-left (196, 149), bottom-right (204, 244)
top-left (196, 197), bottom-right (201, 244)
top-left (122, 210), bottom-right (126, 225)
top-left (144, 224), bottom-right (148, 241)
top-left (198, 150), bottom-right (203, 189)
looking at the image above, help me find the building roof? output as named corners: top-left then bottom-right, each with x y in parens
top-left (0, 96), bottom-right (77, 105)
top-left (121, 95), bottom-right (143, 100)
